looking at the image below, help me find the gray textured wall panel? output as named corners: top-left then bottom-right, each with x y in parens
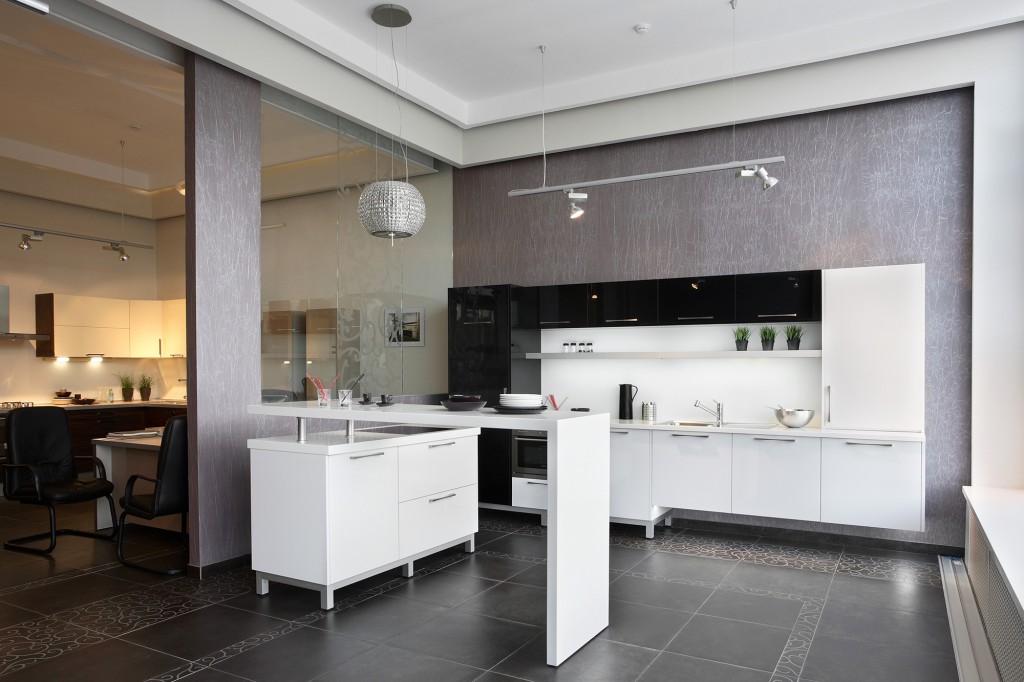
top-left (186, 55), bottom-right (263, 570)
top-left (454, 90), bottom-right (973, 548)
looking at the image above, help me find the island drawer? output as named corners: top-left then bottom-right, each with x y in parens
top-left (398, 436), bottom-right (477, 502)
top-left (399, 483), bottom-right (477, 557)
top-left (512, 476), bottom-right (549, 510)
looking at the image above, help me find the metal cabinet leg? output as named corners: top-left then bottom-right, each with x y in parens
top-left (256, 576), bottom-right (269, 596)
top-left (464, 537), bottom-right (475, 553)
top-left (401, 561), bottom-right (414, 578)
top-left (645, 522), bottom-right (655, 540)
top-left (320, 588), bottom-right (334, 610)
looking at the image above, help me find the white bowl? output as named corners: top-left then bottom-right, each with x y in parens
top-left (501, 393), bottom-right (543, 399)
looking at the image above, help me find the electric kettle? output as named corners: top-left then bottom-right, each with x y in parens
top-left (618, 384), bottom-right (638, 420)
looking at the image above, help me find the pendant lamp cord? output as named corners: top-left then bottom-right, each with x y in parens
top-left (730, 0), bottom-right (737, 162)
top-left (119, 139), bottom-right (126, 242)
top-left (389, 25), bottom-right (410, 184)
top-left (540, 45), bottom-right (547, 188)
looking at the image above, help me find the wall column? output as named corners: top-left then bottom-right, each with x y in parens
top-left (185, 53), bottom-right (261, 574)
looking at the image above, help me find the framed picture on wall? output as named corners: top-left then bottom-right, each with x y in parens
top-left (384, 307), bottom-right (426, 347)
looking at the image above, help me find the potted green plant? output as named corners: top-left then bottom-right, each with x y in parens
top-left (759, 325), bottom-right (777, 351)
top-left (733, 326), bottom-right (750, 351)
top-left (785, 324), bottom-right (803, 350)
top-left (138, 373), bottom-right (153, 401)
top-left (114, 372), bottom-right (135, 402)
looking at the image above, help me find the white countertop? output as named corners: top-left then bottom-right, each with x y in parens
top-left (248, 425), bottom-right (480, 455)
top-left (91, 434), bottom-right (162, 450)
top-left (963, 486), bottom-right (1024, 617)
top-left (610, 418), bottom-right (926, 442)
top-left (0, 400), bottom-right (188, 414)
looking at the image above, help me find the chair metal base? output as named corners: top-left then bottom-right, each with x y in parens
top-left (115, 510), bottom-right (188, 576)
top-left (3, 496), bottom-right (118, 556)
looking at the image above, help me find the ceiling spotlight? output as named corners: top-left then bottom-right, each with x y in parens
top-left (118, 247), bottom-right (129, 262)
top-left (754, 166), bottom-right (779, 190)
top-left (565, 189), bottom-right (587, 220)
top-left (18, 235), bottom-right (31, 251)
top-left (105, 243), bottom-right (130, 261)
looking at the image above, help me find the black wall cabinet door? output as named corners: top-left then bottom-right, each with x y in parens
top-left (735, 270), bottom-right (821, 323)
top-left (448, 285), bottom-right (510, 399)
top-left (587, 280), bottom-right (658, 327)
top-left (536, 284), bottom-right (588, 328)
top-left (658, 275), bottom-right (735, 325)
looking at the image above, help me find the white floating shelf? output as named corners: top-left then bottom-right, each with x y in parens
top-left (524, 350), bottom-right (822, 359)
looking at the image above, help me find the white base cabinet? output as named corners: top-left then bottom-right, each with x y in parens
top-left (610, 429), bottom-right (669, 538)
top-left (512, 476), bottom-right (549, 510)
top-left (652, 431), bottom-right (732, 514)
top-left (821, 438), bottom-right (924, 531)
top-left (732, 434), bottom-right (821, 522)
top-left (250, 430), bottom-right (478, 609)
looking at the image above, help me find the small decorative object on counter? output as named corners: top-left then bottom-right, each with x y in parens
top-left (114, 372), bottom-right (134, 402)
top-left (306, 372), bottom-right (340, 407)
top-left (138, 374), bottom-right (153, 401)
top-left (584, 342), bottom-right (593, 353)
top-left (106, 388), bottom-right (114, 403)
top-left (785, 324), bottom-right (803, 350)
top-left (641, 401), bottom-right (657, 422)
top-left (562, 342), bottom-right (570, 353)
top-left (733, 326), bottom-right (750, 351)
top-left (570, 342), bottom-right (578, 352)
top-left (759, 325), bottom-right (777, 351)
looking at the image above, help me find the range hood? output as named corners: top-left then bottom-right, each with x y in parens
top-left (0, 285), bottom-right (49, 341)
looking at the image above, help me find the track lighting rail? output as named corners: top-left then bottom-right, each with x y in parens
top-left (1, 221), bottom-right (154, 250)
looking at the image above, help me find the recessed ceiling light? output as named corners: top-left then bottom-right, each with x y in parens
top-left (634, 23), bottom-right (650, 35)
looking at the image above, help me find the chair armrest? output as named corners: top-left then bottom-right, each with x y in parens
top-left (124, 473), bottom-right (158, 506)
top-left (74, 455), bottom-right (108, 481)
top-left (1, 462), bottom-right (44, 499)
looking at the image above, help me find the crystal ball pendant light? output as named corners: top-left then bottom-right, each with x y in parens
top-left (358, 179), bottom-right (425, 240)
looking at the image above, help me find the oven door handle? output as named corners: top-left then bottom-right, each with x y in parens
top-left (513, 437), bottom-right (548, 443)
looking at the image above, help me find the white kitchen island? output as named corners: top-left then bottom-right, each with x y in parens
top-left (248, 401), bottom-right (610, 667)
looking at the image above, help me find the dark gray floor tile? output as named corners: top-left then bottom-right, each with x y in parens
top-left (802, 633), bottom-right (959, 682)
top-left (666, 614), bottom-right (790, 672)
top-left (631, 552), bottom-right (736, 584)
top-left (827, 573), bottom-right (947, 616)
top-left (471, 673), bottom-right (526, 682)
top-left (313, 643), bottom-right (482, 682)
top-left (443, 553), bottom-right (538, 581)
top-left (0, 572), bottom-right (142, 614)
top-left (817, 598), bottom-right (954, 654)
top-left (0, 616), bottom-right (107, 677)
top-left (170, 668), bottom-right (245, 681)
top-left (479, 533), bottom-right (548, 559)
top-left (721, 562), bottom-right (833, 599)
top-left (637, 651), bottom-right (770, 682)
top-left (609, 545), bottom-right (653, 571)
top-left (598, 599), bottom-right (691, 649)
top-left (0, 636), bottom-right (182, 681)
top-left (388, 610), bottom-right (541, 669)
top-left (94, 561), bottom-right (181, 587)
top-left (610, 575), bottom-right (714, 613)
top-left (213, 625), bottom-right (375, 682)
top-left (0, 601), bottom-right (39, 629)
top-left (507, 562), bottom-right (548, 588)
top-left (493, 633), bottom-right (659, 682)
top-left (220, 582), bottom-right (337, 621)
top-left (387, 569), bottom-right (500, 607)
top-left (473, 529), bottom-right (509, 548)
top-left (121, 603), bottom-right (286, 660)
top-left (456, 581), bottom-right (547, 627)
top-left (310, 594), bottom-right (447, 643)
top-left (698, 589), bottom-right (804, 629)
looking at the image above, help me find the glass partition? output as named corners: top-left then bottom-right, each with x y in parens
top-left (259, 88), bottom-right (451, 403)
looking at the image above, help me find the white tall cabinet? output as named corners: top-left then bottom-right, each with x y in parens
top-left (822, 264), bottom-right (925, 432)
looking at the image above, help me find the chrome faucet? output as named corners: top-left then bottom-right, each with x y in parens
top-left (694, 399), bottom-right (724, 427)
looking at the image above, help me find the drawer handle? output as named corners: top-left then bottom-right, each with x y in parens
top-left (757, 313), bottom-right (798, 318)
top-left (605, 318), bottom-right (638, 323)
top-left (754, 437), bottom-right (796, 442)
top-left (350, 451), bottom-right (385, 460)
top-left (526, 481), bottom-right (548, 485)
top-left (610, 430), bottom-right (630, 434)
top-left (429, 441), bottom-right (456, 448)
top-left (673, 433), bottom-right (709, 438)
top-left (540, 320), bottom-right (571, 325)
top-left (845, 441), bottom-right (893, 447)
top-left (429, 492), bottom-right (456, 503)
top-left (513, 437), bottom-right (547, 443)
top-left (677, 315), bottom-right (714, 321)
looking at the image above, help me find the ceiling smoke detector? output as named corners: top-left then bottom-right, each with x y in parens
top-left (633, 23), bottom-right (650, 35)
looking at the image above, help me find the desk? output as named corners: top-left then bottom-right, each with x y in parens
top-left (92, 435), bottom-right (180, 532)
top-left (248, 401), bottom-right (610, 667)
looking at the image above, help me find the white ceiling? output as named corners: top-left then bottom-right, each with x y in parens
top-left (221, 0), bottom-right (1024, 128)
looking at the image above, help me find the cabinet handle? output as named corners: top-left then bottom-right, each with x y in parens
top-left (677, 315), bottom-right (714, 321)
top-left (526, 481), bottom-right (548, 485)
top-left (845, 441), bottom-right (893, 447)
top-left (757, 313), bottom-right (798, 318)
top-left (673, 433), bottom-right (710, 438)
top-left (462, 321), bottom-right (494, 326)
top-left (825, 385), bottom-right (831, 424)
top-left (540, 320), bottom-right (571, 325)
top-left (86, 353), bottom-right (105, 357)
top-left (605, 318), bottom-right (638, 323)
top-left (158, 338), bottom-right (162, 356)
top-left (754, 437), bottom-right (796, 442)
top-left (513, 437), bottom-right (547, 443)
top-left (171, 354), bottom-right (184, 358)
top-left (610, 430), bottom-right (630, 434)
top-left (429, 492), bottom-right (457, 503)
top-left (349, 451), bottom-right (385, 460)
top-left (429, 441), bottom-right (456, 448)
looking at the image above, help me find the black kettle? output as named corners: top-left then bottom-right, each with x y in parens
top-left (618, 384), bottom-right (639, 420)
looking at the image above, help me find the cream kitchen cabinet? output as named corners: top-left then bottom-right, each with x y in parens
top-left (652, 430), bottom-right (732, 514)
top-left (161, 299), bottom-right (187, 357)
top-left (822, 264), bottom-right (924, 432)
top-left (36, 293), bottom-right (130, 358)
top-left (732, 434), bottom-right (821, 522)
top-left (129, 300), bottom-right (163, 358)
top-left (820, 437), bottom-right (924, 531)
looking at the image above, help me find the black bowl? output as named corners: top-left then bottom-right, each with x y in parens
top-left (448, 394), bottom-right (482, 402)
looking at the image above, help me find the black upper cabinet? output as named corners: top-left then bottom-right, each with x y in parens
top-left (510, 285), bottom-right (538, 330)
top-left (448, 285), bottom-right (510, 397)
top-left (734, 270), bottom-right (821, 323)
top-left (587, 280), bottom-right (658, 327)
top-left (658, 275), bottom-right (735, 325)
top-left (535, 284), bottom-right (588, 328)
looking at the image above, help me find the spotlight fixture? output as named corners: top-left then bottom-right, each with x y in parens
top-left (754, 165), bottom-right (779, 190)
top-left (565, 190), bottom-right (587, 220)
top-left (735, 166), bottom-right (757, 178)
top-left (17, 232), bottom-right (42, 251)
top-left (104, 243), bottom-right (130, 262)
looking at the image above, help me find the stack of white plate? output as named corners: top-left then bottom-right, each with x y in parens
top-left (499, 393), bottom-right (544, 408)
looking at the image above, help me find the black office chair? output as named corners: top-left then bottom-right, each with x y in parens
top-left (116, 414), bottom-right (188, 575)
top-left (2, 406), bottom-right (118, 555)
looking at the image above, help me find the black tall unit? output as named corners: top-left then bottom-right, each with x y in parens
top-left (449, 285), bottom-right (540, 505)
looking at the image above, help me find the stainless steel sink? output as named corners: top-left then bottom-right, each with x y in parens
top-left (722, 422), bottom-right (777, 429)
top-left (664, 420), bottom-right (717, 427)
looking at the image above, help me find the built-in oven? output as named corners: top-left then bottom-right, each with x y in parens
top-left (511, 429), bottom-right (547, 479)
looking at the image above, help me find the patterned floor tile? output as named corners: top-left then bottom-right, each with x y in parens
top-left (0, 616), bottom-right (107, 676)
top-left (835, 553), bottom-right (941, 586)
top-left (155, 567), bottom-right (254, 603)
top-left (661, 535), bottom-right (754, 561)
top-left (51, 586), bottom-right (210, 636)
top-left (742, 543), bottom-right (842, 573)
